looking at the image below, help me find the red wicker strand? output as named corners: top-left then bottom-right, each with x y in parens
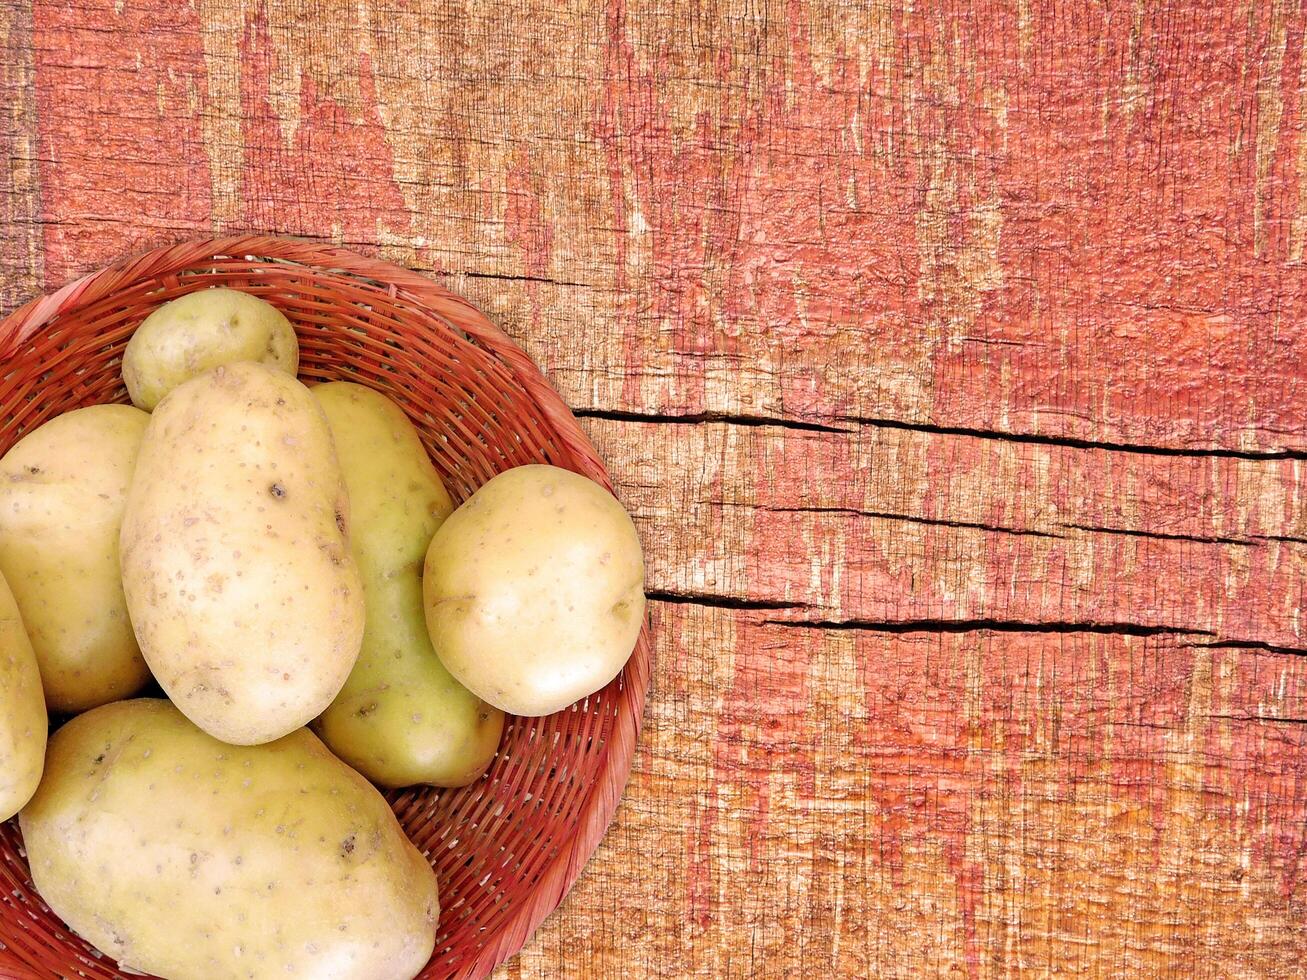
top-left (0, 237), bottom-right (652, 980)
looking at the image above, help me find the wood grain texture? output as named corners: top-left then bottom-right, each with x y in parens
top-left (0, 0), bottom-right (40, 314)
top-left (4, 0), bottom-right (1307, 976)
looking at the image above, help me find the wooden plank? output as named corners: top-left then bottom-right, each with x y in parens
top-left (546, 0), bottom-right (1307, 453)
top-left (510, 604), bottom-right (1307, 978)
top-left (23, 1), bottom-right (1307, 454)
top-left (587, 417), bottom-right (1307, 650)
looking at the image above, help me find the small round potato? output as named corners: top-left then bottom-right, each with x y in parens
top-left (0, 404), bottom-right (152, 713)
top-left (122, 288), bottom-right (299, 411)
top-left (21, 699), bottom-right (438, 980)
top-left (423, 464), bottom-right (645, 717)
top-left (0, 567), bottom-right (45, 822)
top-left (313, 382), bottom-right (504, 788)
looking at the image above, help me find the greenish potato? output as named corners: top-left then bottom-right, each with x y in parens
top-left (313, 382), bottom-right (504, 789)
top-left (120, 363), bottom-right (364, 746)
top-left (122, 288), bottom-right (299, 411)
top-left (423, 464), bottom-right (645, 717)
top-left (0, 567), bottom-right (45, 821)
top-left (20, 699), bottom-right (438, 980)
top-left (0, 404), bottom-right (152, 713)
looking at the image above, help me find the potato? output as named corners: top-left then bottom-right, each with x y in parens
top-left (20, 699), bottom-right (437, 980)
top-left (313, 383), bottom-right (504, 788)
top-left (120, 362), bottom-right (364, 745)
top-left (0, 568), bottom-right (45, 821)
top-left (0, 404), bottom-right (151, 712)
top-left (423, 464), bottom-right (645, 716)
top-left (122, 288), bottom-right (299, 411)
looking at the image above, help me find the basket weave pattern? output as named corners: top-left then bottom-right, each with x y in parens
top-left (0, 237), bottom-right (652, 980)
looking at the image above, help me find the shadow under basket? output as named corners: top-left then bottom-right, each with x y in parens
top-left (0, 236), bottom-right (652, 980)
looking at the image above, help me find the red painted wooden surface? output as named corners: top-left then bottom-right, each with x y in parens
top-left (2, 1), bottom-right (1306, 975)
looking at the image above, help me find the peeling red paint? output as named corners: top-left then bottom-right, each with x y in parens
top-left (32, 0), bottom-right (213, 284)
top-left (237, 14), bottom-right (408, 248)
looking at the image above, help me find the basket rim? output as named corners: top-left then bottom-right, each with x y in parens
top-left (0, 234), bottom-right (653, 980)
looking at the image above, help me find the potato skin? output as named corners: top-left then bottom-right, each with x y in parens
top-left (20, 699), bottom-right (438, 980)
top-left (0, 568), bottom-right (45, 821)
top-left (0, 404), bottom-right (152, 712)
top-left (423, 464), bottom-right (646, 717)
top-left (120, 363), bottom-right (364, 745)
top-left (313, 383), bottom-right (504, 788)
top-left (122, 288), bottom-right (299, 411)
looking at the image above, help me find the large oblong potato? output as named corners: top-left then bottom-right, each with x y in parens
top-left (20, 699), bottom-right (438, 980)
top-left (121, 362), bottom-right (364, 745)
top-left (0, 404), bottom-right (152, 713)
top-left (122, 287), bottom-right (299, 411)
top-left (0, 567), bottom-right (45, 821)
top-left (313, 382), bottom-right (504, 788)
top-left (423, 464), bottom-right (646, 717)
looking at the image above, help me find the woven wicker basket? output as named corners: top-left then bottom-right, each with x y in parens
top-left (0, 236), bottom-right (651, 980)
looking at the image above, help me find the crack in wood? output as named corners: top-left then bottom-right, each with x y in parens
top-left (645, 589), bottom-right (809, 611)
top-left (1248, 532), bottom-right (1307, 546)
top-left (574, 408), bottom-right (849, 434)
top-left (1185, 639), bottom-right (1307, 657)
top-left (458, 269), bottom-right (592, 289)
top-left (831, 415), bottom-right (1307, 460)
top-left (1060, 523), bottom-right (1260, 547)
top-left (768, 505), bottom-right (1063, 538)
top-left (1208, 714), bottom-right (1307, 726)
top-left (760, 617), bottom-right (1214, 637)
top-left (578, 407), bottom-right (1307, 459)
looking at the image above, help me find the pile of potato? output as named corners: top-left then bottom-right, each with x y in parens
top-left (0, 289), bottom-right (646, 980)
